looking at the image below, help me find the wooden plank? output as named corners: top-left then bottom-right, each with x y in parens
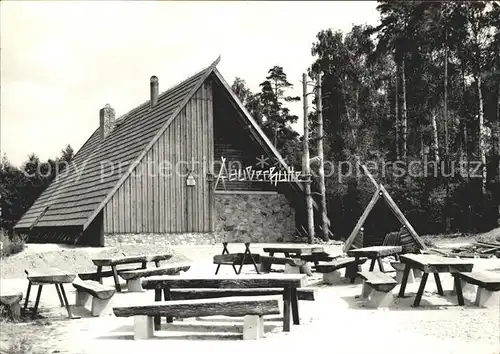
top-left (78, 267), bottom-right (142, 281)
top-left (92, 254), bottom-right (173, 267)
top-left (25, 268), bottom-right (75, 284)
top-left (159, 132), bottom-right (165, 233)
top-left (152, 143), bottom-right (158, 233)
top-left (207, 81), bottom-right (214, 232)
top-left (347, 246), bottom-right (402, 258)
top-left (187, 101), bottom-right (193, 232)
top-left (142, 274), bottom-right (307, 290)
top-left (457, 271), bottom-right (500, 291)
top-left (73, 280), bottom-right (115, 300)
top-left (262, 246), bottom-right (323, 256)
top-left (315, 257), bottom-right (367, 273)
top-left (173, 119), bottom-right (184, 232)
top-left (119, 263), bottom-right (191, 280)
top-left (259, 256), bottom-right (307, 267)
top-left (113, 296), bottom-right (281, 318)
top-left (400, 254), bottom-right (474, 273)
top-left (343, 187), bottom-right (381, 251)
top-left (213, 253), bottom-right (261, 265)
top-left (169, 288), bottom-right (315, 301)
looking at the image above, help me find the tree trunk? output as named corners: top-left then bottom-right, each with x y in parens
top-left (401, 58), bottom-right (408, 160)
top-left (444, 28), bottom-right (451, 232)
top-left (395, 65), bottom-right (400, 160)
top-left (444, 28), bottom-right (449, 158)
top-left (317, 73), bottom-right (329, 241)
top-left (302, 73), bottom-right (315, 243)
top-left (477, 70), bottom-right (487, 196)
top-left (431, 110), bottom-right (440, 163)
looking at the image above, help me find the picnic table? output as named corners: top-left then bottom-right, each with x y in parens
top-left (24, 268), bottom-right (77, 319)
top-left (398, 254), bottom-right (474, 307)
top-left (347, 246), bottom-right (402, 273)
top-left (142, 273), bottom-right (307, 332)
top-left (91, 254), bottom-right (173, 292)
top-left (263, 245), bottom-right (325, 258)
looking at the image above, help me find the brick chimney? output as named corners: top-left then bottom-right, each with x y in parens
top-left (150, 76), bottom-right (158, 108)
top-left (99, 103), bottom-right (116, 140)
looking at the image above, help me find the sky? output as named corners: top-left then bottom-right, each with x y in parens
top-left (1, 1), bottom-right (380, 166)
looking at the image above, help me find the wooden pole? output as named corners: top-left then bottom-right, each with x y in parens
top-left (316, 72), bottom-right (329, 241)
top-left (302, 73), bottom-right (314, 244)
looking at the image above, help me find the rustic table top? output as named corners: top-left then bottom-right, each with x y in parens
top-left (25, 268), bottom-right (76, 284)
top-left (399, 254), bottom-right (474, 273)
top-left (347, 246), bottom-right (402, 258)
top-left (142, 273), bottom-right (308, 290)
top-left (92, 254), bottom-right (173, 266)
top-left (263, 245), bottom-right (324, 256)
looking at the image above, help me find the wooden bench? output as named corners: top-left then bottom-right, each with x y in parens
top-left (78, 267), bottom-right (143, 281)
top-left (357, 271), bottom-right (398, 308)
top-left (258, 256), bottom-right (310, 275)
top-left (113, 296), bottom-right (281, 340)
top-left (73, 280), bottom-right (116, 316)
top-left (119, 263), bottom-right (191, 292)
top-left (455, 271), bottom-right (500, 308)
top-left (300, 252), bottom-right (335, 265)
top-left (315, 257), bottom-right (367, 284)
top-left (0, 292), bottom-right (23, 320)
top-left (169, 287), bottom-right (316, 301)
top-left (214, 242), bottom-right (260, 275)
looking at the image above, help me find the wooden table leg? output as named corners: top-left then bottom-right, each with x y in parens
top-left (32, 285), bottom-right (43, 319)
top-left (434, 273), bottom-right (444, 296)
top-left (111, 266), bottom-right (121, 293)
top-left (290, 287), bottom-right (299, 325)
top-left (377, 257), bottom-right (385, 272)
top-left (96, 266), bottom-right (103, 284)
top-left (58, 284), bottom-right (78, 319)
top-left (163, 288), bottom-right (173, 323)
top-left (154, 260), bottom-right (160, 268)
top-left (398, 264), bottom-right (411, 297)
top-left (23, 282), bottom-right (32, 312)
top-left (453, 274), bottom-right (465, 305)
top-left (55, 284), bottom-right (64, 306)
top-left (348, 257), bottom-right (360, 283)
top-left (154, 289), bottom-right (162, 330)
top-left (282, 287), bottom-right (291, 332)
top-left (368, 258), bottom-right (376, 271)
top-left (413, 272), bottom-right (429, 307)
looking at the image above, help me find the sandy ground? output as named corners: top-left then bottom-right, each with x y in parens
top-left (1, 242), bottom-right (499, 354)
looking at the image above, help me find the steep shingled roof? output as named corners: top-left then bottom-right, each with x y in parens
top-left (15, 60), bottom-right (216, 230)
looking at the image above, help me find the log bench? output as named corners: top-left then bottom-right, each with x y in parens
top-left (78, 267), bottom-right (143, 281)
top-left (454, 271), bottom-right (500, 308)
top-left (113, 296), bottom-right (281, 340)
top-left (119, 263), bottom-right (191, 292)
top-left (358, 271), bottom-right (398, 308)
top-left (169, 287), bottom-right (316, 301)
top-left (213, 242), bottom-right (260, 275)
top-left (0, 292), bottom-right (23, 320)
top-left (73, 280), bottom-right (115, 316)
top-left (258, 256), bottom-right (310, 275)
top-left (315, 257), bottom-right (367, 284)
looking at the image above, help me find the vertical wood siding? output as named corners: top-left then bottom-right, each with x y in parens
top-left (103, 83), bottom-right (214, 233)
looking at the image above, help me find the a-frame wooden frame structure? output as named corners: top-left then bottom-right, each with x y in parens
top-left (343, 164), bottom-right (428, 252)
